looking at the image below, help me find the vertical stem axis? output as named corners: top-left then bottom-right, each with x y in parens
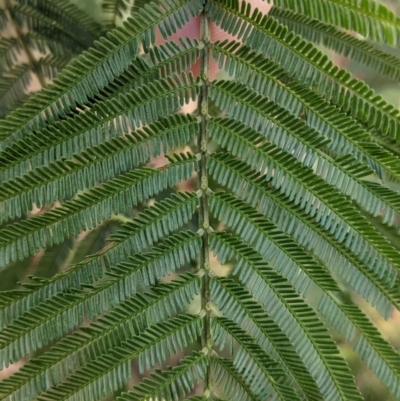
top-left (197, 2), bottom-right (213, 395)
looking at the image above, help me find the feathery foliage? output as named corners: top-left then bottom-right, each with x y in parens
top-left (0, 0), bottom-right (400, 400)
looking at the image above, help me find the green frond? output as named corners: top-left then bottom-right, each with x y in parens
top-left (207, 154), bottom-right (400, 317)
top-left (207, 0), bottom-right (400, 142)
top-left (209, 83), bottom-right (400, 230)
top-left (209, 231), bottom-right (363, 401)
top-left (0, 233), bottom-right (201, 367)
top-left (102, 0), bottom-right (132, 26)
top-left (0, 63), bottom-right (32, 114)
top-left (209, 191), bottom-right (339, 295)
top-left (374, 133), bottom-right (400, 159)
top-left (0, 24), bottom-right (84, 62)
top-left (35, 315), bottom-right (202, 401)
top-left (98, 38), bottom-right (201, 101)
top-left (0, 55), bottom-right (69, 116)
top-left (211, 356), bottom-right (263, 401)
top-left (0, 73), bottom-right (198, 183)
top-left (16, 0), bottom-right (103, 45)
top-left (130, 0), bottom-right (154, 13)
top-left (1, 0), bottom-right (399, 399)
top-left (212, 40), bottom-right (400, 181)
top-left (25, 30), bottom-right (84, 59)
top-left (0, 37), bottom-right (20, 73)
top-left (105, 192), bottom-right (199, 266)
top-left (208, 146), bottom-right (400, 290)
top-left (36, 54), bottom-right (71, 73)
top-left (0, 273), bottom-right (200, 400)
top-left (212, 317), bottom-right (300, 401)
top-left (271, 0), bottom-right (400, 46)
top-left (117, 351), bottom-right (208, 401)
top-left (10, 4), bottom-right (96, 51)
top-left (0, 194), bottom-right (199, 327)
top-left (214, 275), bottom-right (400, 401)
top-left (0, 113), bottom-right (198, 205)
top-left (270, 6), bottom-right (400, 81)
top-left (318, 293), bottom-right (400, 399)
top-left (212, 278), bottom-right (323, 401)
top-left (210, 225), bottom-right (382, 341)
top-left (0, 153), bottom-right (196, 266)
top-left (0, 0), bottom-right (204, 147)
top-left (1, 222), bottom-right (200, 326)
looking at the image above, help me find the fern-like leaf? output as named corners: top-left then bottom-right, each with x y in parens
top-left (210, 231), bottom-right (363, 401)
top-left (0, 274), bottom-right (200, 400)
top-left (208, 0), bottom-right (400, 142)
top-left (212, 317), bottom-right (301, 401)
top-left (0, 0), bottom-right (204, 147)
top-left (270, 6), bottom-right (400, 81)
top-left (35, 315), bottom-right (202, 401)
top-left (1, 1), bottom-right (400, 400)
top-left (207, 154), bottom-right (400, 316)
top-left (117, 351), bottom-right (208, 401)
top-left (271, 0), bottom-right (400, 45)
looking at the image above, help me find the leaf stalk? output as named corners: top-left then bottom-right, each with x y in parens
top-left (197, 2), bottom-right (213, 395)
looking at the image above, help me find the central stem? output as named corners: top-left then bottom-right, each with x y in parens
top-left (197, 4), bottom-right (212, 394)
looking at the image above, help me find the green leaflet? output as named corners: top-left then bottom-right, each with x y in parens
top-left (0, 274), bottom-right (200, 400)
top-left (117, 351), bottom-right (208, 401)
top-left (25, 30), bottom-right (83, 58)
top-left (0, 56), bottom-right (69, 117)
top-left (208, 148), bottom-right (400, 290)
top-left (0, 14), bottom-right (85, 61)
top-left (209, 231), bottom-right (364, 401)
top-left (212, 278), bottom-right (323, 401)
top-left (0, 153), bottom-right (197, 266)
top-left (0, 113), bottom-right (198, 209)
top-left (0, 232), bottom-right (201, 367)
top-left (97, 38), bottom-right (201, 102)
top-left (214, 276), bottom-right (400, 401)
top-left (0, 0), bottom-right (204, 147)
top-left (0, 37), bottom-right (20, 73)
top-left (209, 191), bottom-right (339, 295)
top-left (270, 6), bottom-right (400, 81)
top-left (102, 0), bottom-right (132, 27)
top-left (207, 154), bottom-right (400, 317)
top-left (15, 0), bottom-right (103, 46)
top-left (0, 63), bottom-right (32, 115)
top-left (212, 356), bottom-right (264, 401)
top-left (271, 0), bottom-right (400, 46)
top-left (212, 317), bottom-right (301, 401)
top-left (35, 315), bottom-right (202, 401)
top-left (207, 0), bottom-right (400, 142)
top-left (0, 192), bottom-right (199, 328)
top-left (211, 40), bottom-right (400, 182)
top-left (0, 73), bottom-right (198, 183)
top-left (8, 4), bottom-right (95, 55)
top-left (317, 293), bottom-right (400, 399)
top-left (208, 84), bottom-right (400, 230)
